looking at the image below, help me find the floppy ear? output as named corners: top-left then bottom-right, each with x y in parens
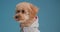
top-left (30, 4), bottom-right (38, 15)
top-left (29, 4), bottom-right (38, 19)
top-left (29, 4), bottom-right (38, 17)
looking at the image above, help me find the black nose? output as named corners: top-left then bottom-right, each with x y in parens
top-left (15, 16), bottom-right (19, 19)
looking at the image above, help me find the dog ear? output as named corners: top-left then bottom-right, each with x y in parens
top-left (29, 4), bottom-right (38, 19)
top-left (30, 4), bottom-right (38, 15)
top-left (29, 4), bottom-right (38, 17)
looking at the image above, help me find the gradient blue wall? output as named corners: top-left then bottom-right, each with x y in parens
top-left (0, 0), bottom-right (60, 32)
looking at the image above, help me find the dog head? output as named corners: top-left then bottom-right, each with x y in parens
top-left (14, 2), bottom-right (38, 23)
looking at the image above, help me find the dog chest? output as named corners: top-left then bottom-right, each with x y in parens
top-left (23, 27), bottom-right (40, 32)
top-left (23, 17), bottom-right (40, 32)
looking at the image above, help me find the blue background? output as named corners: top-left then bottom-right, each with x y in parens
top-left (0, 0), bottom-right (60, 32)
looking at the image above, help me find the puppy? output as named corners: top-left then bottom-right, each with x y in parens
top-left (14, 2), bottom-right (40, 32)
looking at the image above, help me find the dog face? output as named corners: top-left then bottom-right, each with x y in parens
top-left (14, 2), bottom-right (38, 23)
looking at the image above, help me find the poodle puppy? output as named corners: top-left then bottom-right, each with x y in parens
top-left (14, 2), bottom-right (40, 32)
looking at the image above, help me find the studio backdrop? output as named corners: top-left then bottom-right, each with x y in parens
top-left (0, 0), bottom-right (60, 32)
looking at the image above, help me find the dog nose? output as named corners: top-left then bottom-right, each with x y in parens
top-left (15, 16), bottom-right (19, 19)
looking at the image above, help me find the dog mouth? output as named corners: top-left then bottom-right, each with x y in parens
top-left (14, 16), bottom-right (24, 21)
top-left (15, 18), bottom-right (20, 21)
top-left (14, 15), bottom-right (20, 21)
top-left (15, 18), bottom-right (24, 21)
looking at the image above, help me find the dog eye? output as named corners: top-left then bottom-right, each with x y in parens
top-left (16, 10), bottom-right (20, 13)
top-left (22, 10), bottom-right (24, 13)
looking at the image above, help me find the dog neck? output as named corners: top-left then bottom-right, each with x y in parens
top-left (20, 16), bottom-right (40, 32)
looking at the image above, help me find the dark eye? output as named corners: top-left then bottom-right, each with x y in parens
top-left (16, 10), bottom-right (20, 13)
top-left (22, 10), bottom-right (24, 13)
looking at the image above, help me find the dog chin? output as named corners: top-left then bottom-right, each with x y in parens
top-left (18, 20), bottom-right (26, 23)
